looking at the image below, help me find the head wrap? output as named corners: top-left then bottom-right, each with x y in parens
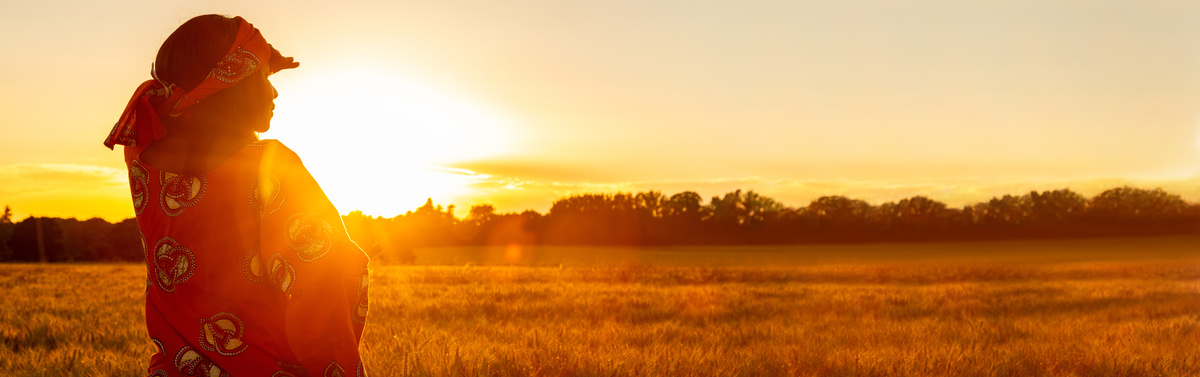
top-left (104, 17), bottom-right (298, 149)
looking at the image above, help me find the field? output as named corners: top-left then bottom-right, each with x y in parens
top-left (2, 236), bottom-right (1198, 376)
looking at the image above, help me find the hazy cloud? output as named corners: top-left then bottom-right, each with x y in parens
top-left (0, 164), bottom-right (131, 221)
top-left (0, 164), bottom-right (125, 193)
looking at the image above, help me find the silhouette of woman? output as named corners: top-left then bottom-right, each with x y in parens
top-left (104, 14), bottom-right (369, 377)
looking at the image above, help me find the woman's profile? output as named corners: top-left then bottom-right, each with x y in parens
top-left (103, 14), bottom-right (369, 377)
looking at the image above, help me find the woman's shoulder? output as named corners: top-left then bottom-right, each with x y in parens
top-left (244, 139), bottom-right (316, 178)
top-left (247, 139), bottom-right (303, 162)
top-left (246, 138), bottom-right (290, 152)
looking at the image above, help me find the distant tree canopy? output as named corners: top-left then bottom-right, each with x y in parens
top-left (0, 206), bottom-right (13, 260)
top-left (7, 217), bottom-right (64, 262)
top-left (3, 216), bottom-right (140, 263)
top-left (1, 185), bottom-right (1198, 263)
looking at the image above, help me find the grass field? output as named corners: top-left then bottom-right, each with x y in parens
top-left (2, 236), bottom-right (1198, 376)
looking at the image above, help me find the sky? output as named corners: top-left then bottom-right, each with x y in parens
top-left (2, 0), bottom-right (1200, 221)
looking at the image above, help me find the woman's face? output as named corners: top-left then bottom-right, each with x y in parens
top-left (247, 66), bottom-right (277, 133)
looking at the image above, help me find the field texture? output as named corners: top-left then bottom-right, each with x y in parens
top-left (1, 237), bottom-right (1198, 376)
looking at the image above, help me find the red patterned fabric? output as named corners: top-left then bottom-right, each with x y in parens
top-left (126, 140), bottom-right (369, 377)
top-left (104, 17), bottom-right (295, 150)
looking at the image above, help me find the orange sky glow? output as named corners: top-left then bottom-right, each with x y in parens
top-left (3, 0), bottom-right (1200, 221)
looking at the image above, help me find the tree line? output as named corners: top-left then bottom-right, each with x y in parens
top-left (0, 206), bottom-right (142, 262)
top-left (1, 186), bottom-right (1198, 263)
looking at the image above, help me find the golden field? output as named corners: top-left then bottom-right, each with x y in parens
top-left (1, 236), bottom-right (1198, 376)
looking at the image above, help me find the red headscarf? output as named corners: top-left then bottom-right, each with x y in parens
top-left (104, 17), bottom-right (297, 149)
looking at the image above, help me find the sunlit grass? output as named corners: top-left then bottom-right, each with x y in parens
top-left (360, 262), bottom-right (1199, 377)
top-left (0, 265), bottom-right (147, 376)
top-left (1, 238), bottom-right (1197, 376)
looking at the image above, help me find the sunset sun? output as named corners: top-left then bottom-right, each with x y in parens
top-left (263, 65), bottom-right (513, 216)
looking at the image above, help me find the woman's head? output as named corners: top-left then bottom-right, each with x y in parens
top-left (154, 14), bottom-right (282, 135)
top-left (155, 15), bottom-right (239, 93)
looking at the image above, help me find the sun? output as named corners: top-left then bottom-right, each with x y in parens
top-left (262, 65), bottom-right (513, 217)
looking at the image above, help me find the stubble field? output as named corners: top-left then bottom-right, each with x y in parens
top-left (1, 236), bottom-right (1198, 376)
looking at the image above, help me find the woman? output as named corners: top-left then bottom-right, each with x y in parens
top-left (104, 15), bottom-right (369, 377)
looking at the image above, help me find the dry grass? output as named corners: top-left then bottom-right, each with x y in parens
top-left (0, 265), bottom-right (147, 376)
top-left (2, 237), bottom-right (1198, 376)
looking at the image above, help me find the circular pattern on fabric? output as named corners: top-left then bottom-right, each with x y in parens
top-left (160, 172), bottom-right (206, 216)
top-left (249, 173), bottom-right (284, 218)
top-left (324, 361), bottom-right (346, 377)
top-left (244, 249), bottom-right (296, 294)
top-left (109, 120), bottom-right (138, 146)
top-left (266, 253), bottom-right (296, 294)
top-left (151, 338), bottom-right (165, 356)
top-left (272, 372), bottom-right (300, 377)
top-left (210, 47), bottom-right (261, 84)
top-left (140, 233), bottom-right (148, 261)
top-left (149, 370), bottom-right (168, 377)
top-left (243, 248), bottom-right (267, 286)
top-left (357, 361), bottom-right (365, 377)
top-left (198, 312), bottom-right (248, 356)
top-left (142, 233), bottom-right (152, 295)
top-left (175, 346), bottom-right (228, 377)
top-left (128, 160), bottom-right (150, 215)
top-left (352, 268), bottom-right (369, 325)
top-left (153, 237), bottom-right (195, 293)
top-left (285, 213), bottom-right (333, 262)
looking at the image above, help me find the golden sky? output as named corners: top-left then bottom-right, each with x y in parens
top-left (3, 0), bottom-right (1200, 221)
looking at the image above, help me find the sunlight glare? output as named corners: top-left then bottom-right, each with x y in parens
top-left (264, 66), bottom-right (512, 217)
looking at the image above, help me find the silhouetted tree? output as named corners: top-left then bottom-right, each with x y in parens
top-left (545, 193), bottom-right (643, 245)
top-left (698, 190), bottom-right (783, 242)
top-left (400, 198), bottom-right (458, 247)
top-left (104, 218), bottom-right (143, 261)
top-left (709, 190), bottom-right (750, 227)
top-left (59, 218), bottom-right (109, 261)
top-left (807, 196), bottom-right (873, 231)
top-left (635, 191), bottom-right (665, 219)
top-left (663, 191), bottom-right (705, 220)
top-left (660, 191), bottom-right (706, 243)
top-left (1088, 186), bottom-right (1188, 226)
top-left (468, 204), bottom-right (497, 224)
top-left (982, 194), bottom-right (1030, 227)
top-left (7, 217), bottom-right (65, 262)
top-left (1027, 189), bottom-right (1088, 225)
top-left (888, 196), bottom-right (948, 232)
top-left (482, 210), bottom-right (541, 245)
top-left (7, 185), bottom-right (1197, 263)
top-left (743, 191), bottom-right (784, 225)
top-left (0, 206), bottom-right (12, 261)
